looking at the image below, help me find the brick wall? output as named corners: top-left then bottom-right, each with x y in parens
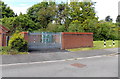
top-left (0, 34), bottom-right (7, 47)
top-left (61, 32), bottom-right (93, 49)
top-left (0, 34), bottom-right (2, 46)
top-left (20, 32), bottom-right (29, 42)
top-left (0, 25), bottom-right (10, 47)
top-left (0, 29), bottom-right (7, 46)
top-left (21, 32), bottom-right (93, 50)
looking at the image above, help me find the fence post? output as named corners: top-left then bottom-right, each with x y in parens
top-left (113, 40), bottom-right (115, 47)
top-left (104, 40), bottom-right (106, 47)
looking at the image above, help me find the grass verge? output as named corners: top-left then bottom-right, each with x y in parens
top-left (0, 52), bottom-right (29, 55)
top-left (67, 40), bottom-right (119, 52)
top-left (0, 46), bottom-right (29, 55)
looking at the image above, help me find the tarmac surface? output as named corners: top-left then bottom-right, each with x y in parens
top-left (1, 48), bottom-right (119, 64)
top-left (2, 55), bottom-right (118, 77)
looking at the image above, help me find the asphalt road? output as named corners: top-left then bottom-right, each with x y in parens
top-left (2, 48), bottom-right (119, 64)
top-left (2, 54), bottom-right (118, 77)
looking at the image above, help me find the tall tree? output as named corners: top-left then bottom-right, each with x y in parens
top-left (27, 2), bottom-right (56, 28)
top-left (0, 1), bottom-right (15, 18)
top-left (105, 15), bottom-right (113, 22)
top-left (116, 15), bottom-right (120, 22)
top-left (55, 2), bottom-right (71, 29)
top-left (69, 1), bottom-right (97, 24)
top-left (37, 2), bottom-right (56, 28)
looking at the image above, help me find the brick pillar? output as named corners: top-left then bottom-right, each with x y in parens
top-left (61, 32), bottom-right (65, 50)
top-left (0, 33), bottom-right (3, 46)
top-left (20, 32), bottom-right (29, 42)
top-left (0, 33), bottom-right (7, 46)
top-left (3, 34), bottom-right (7, 46)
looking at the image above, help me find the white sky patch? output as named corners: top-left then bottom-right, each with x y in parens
top-left (19, 4), bottom-right (30, 6)
top-left (2, 0), bottom-right (42, 3)
top-left (93, 0), bottom-right (119, 22)
top-left (10, 5), bottom-right (32, 15)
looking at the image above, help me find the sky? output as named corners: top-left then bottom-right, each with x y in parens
top-left (2, 0), bottom-right (120, 22)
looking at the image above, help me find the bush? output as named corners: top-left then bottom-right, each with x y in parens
top-left (8, 33), bottom-right (28, 52)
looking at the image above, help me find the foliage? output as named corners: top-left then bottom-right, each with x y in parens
top-left (14, 14), bottom-right (38, 32)
top-left (0, 46), bottom-right (11, 52)
top-left (0, 46), bottom-right (29, 55)
top-left (93, 21), bottom-right (117, 40)
top-left (0, 46), bottom-right (19, 55)
top-left (2, 17), bottom-right (17, 29)
top-left (27, 2), bottom-right (56, 28)
top-left (46, 23), bottom-right (66, 32)
top-left (68, 20), bottom-right (84, 32)
top-left (69, 2), bottom-right (97, 23)
top-left (1, 1), bottom-right (118, 41)
top-left (8, 33), bottom-right (28, 52)
top-left (105, 16), bottom-right (113, 22)
top-left (81, 19), bottom-right (98, 32)
top-left (0, 1), bottom-right (16, 18)
top-left (2, 14), bottom-right (37, 33)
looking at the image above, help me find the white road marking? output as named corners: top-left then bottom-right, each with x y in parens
top-left (0, 53), bottom-right (118, 67)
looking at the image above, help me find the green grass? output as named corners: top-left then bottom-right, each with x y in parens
top-left (0, 46), bottom-right (29, 55)
top-left (67, 40), bottom-right (119, 52)
top-left (0, 51), bottom-right (29, 55)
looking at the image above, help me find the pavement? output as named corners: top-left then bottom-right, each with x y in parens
top-left (1, 48), bottom-right (119, 65)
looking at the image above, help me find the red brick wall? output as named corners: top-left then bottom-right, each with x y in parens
top-left (0, 28), bottom-right (7, 46)
top-left (0, 34), bottom-right (2, 46)
top-left (61, 32), bottom-right (93, 49)
top-left (0, 28), bottom-right (2, 46)
top-left (20, 32), bottom-right (29, 42)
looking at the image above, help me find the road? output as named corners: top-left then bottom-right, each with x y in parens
top-left (2, 48), bottom-right (119, 64)
top-left (2, 54), bottom-right (118, 77)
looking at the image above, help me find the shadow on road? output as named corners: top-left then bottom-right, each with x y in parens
top-left (28, 48), bottom-right (69, 53)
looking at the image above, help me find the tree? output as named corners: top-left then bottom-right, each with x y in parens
top-left (105, 16), bottom-right (113, 22)
top-left (69, 1), bottom-right (97, 24)
top-left (37, 2), bottom-right (56, 28)
top-left (82, 19), bottom-right (98, 32)
top-left (2, 14), bottom-right (37, 33)
top-left (2, 17), bottom-right (17, 30)
top-left (68, 20), bottom-right (84, 32)
top-left (116, 15), bottom-right (120, 27)
top-left (116, 15), bottom-right (120, 22)
top-left (93, 21), bottom-right (117, 40)
top-left (14, 14), bottom-right (37, 32)
top-left (0, 1), bottom-right (15, 18)
top-left (47, 23), bottom-right (66, 32)
top-left (27, 2), bottom-right (56, 28)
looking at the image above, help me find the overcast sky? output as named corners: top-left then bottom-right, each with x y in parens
top-left (2, 0), bottom-right (120, 22)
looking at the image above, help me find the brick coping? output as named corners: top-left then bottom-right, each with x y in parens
top-left (62, 32), bottom-right (93, 35)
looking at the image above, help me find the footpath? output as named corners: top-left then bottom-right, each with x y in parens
top-left (1, 48), bottom-right (119, 64)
